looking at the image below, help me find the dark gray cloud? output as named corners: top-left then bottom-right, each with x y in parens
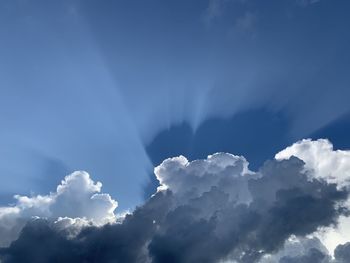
top-left (278, 241), bottom-right (350, 263)
top-left (259, 236), bottom-right (329, 263)
top-left (279, 248), bottom-right (329, 263)
top-left (0, 191), bottom-right (172, 263)
top-left (334, 242), bottom-right (350, 263)
top-left (0, 219), bottom-right (80, 263)
top-left (0, 152), bottom-right (348, 263)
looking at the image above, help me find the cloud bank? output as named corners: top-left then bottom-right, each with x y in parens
top-left (1, 139), bottom-right (350, 262)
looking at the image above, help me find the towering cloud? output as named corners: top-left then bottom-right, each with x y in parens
top-left (1, 139), bottom-right (350, 262)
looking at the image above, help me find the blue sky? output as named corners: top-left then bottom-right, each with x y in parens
top-left (0, 0), bottom-right (350, 211)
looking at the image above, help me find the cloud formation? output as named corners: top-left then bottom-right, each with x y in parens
top-left (276, 139), bottom-right (350, 188)
top-left (0, 171), bottom-right (117, 247)
top-left (276, 139), bottom-right (350, 253)
top-left (1, 139), bottom-right (350, 262)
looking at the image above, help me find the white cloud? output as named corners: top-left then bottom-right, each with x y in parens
top-left (155, 152), bottom-right (253, 204)
top-left (50, 171), bottom-right (117, 223)
top-left (0, 171), bottom-right (117, 247)
top-left (275, 138), bottom-right (350, 255)
top-left (275, 139), bottom-right (350, 188)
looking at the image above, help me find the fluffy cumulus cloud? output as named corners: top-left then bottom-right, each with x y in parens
top-left (276, 139), bottom-right (350, 188)
top-left (1, 139), bottom-right (350, 262)
top-left (276, 139), bottom-right (350, 254)
top-left (154, 153), bottom-right (253, 204)
top-left (0, 171), bottom-right (117, 247)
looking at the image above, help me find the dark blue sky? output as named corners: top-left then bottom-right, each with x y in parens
top-left (0, 0), bottom-right (349, 210)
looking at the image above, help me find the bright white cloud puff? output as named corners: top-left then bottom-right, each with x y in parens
top-left (0, 171), bottom-right (117, 247)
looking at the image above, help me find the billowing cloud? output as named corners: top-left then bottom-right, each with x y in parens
top-left (1, 139), bottom-right (350, 262)
top-left (0, 171), bottom-right (117, 247)
top-left (334, 242), bottom-right (350, 263)
top-left (260, 236), bottom-right (330, 263)
top-left (154, 153), bottom-right (253, 204)
top-left (276, 139), bottom-right (350, 188)
top-left (276, 139), bottom-right (350, 254)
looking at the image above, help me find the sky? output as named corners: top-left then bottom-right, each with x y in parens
top-left (0, 0), bottom-right (350, 262)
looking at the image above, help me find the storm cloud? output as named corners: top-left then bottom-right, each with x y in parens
top-left (1, 139), bottom-right (350, 262)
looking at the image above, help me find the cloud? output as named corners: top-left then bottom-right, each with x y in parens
top-left (279, 248), bottom-right (328, 263)
top-left (275, 139), bottom-right (350, 188)
top-left (0, 191), bottom-right (172, 263)
top-left (154, 153), bottom-right (253, 204)
top-left (0, 171), bottom-right (117, 247)
top-left (271, 240), bottom-right (350, 263)
top-left (334, 242), bottom-right (350, 263)
top-left (276, 139), bottom-right (350, 254)
top-left (260, 236), bottom-right (330, 263)
top-left (1, 139), bottom-right (350, 262)
top-left (1, 141), bottom-right (349, 263)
